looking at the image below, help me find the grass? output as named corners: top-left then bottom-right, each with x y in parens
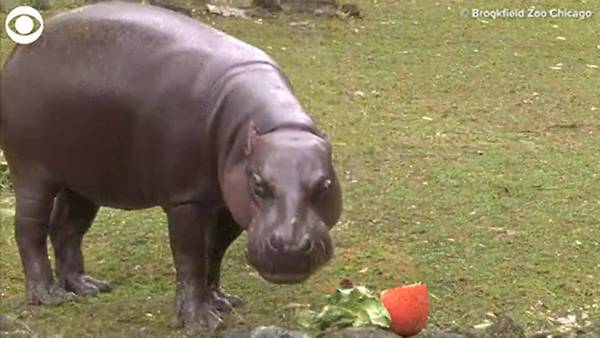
top-left (1, 0), bottom-right (599, 336)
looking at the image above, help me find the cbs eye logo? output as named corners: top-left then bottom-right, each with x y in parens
top-left (5, 6), bottom-right (44, 45)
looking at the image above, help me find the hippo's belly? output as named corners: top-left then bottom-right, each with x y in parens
top-left (0, 78), bottom-right (217, 209)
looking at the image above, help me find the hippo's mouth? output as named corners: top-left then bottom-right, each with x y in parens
top-left (258, 271), bottom-right (312, 284)
top-left (245, 244), bottom-right (332, 284)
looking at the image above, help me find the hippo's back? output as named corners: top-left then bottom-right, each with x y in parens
top-left (0, 2), bottom-right (273, 208)
top-left (2, 2), bottom-right (272, 103)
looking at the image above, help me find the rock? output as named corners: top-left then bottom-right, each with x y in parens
top-left (220, 325), bottom-right (312, 338)
top-left (208, 0), bottom-right (255, 8)
top-left (339, 3), bottom-right (361, 18)
top-left (318, 327), bottom-right (397, 338)
top-left (279, 0), bottom-right (337, 14)
top-left (218, 315), bottom-right (574, 338)
top-left (417, 315), bottom-right (524, 338)
top-left (414, 316), bottom-right (525, 338)
top-left (254, 0), bottom-right (283, 12)
top-left (415, 329), bottom-right (478, 338)
top-left (251, 326), bottom-right (312, 338)
top-left (528, 320), bottom-right (600, 338)
top-left (206, 3), bottom-right (249, 18)
top-left (245, 6), bottom-right (277, 18)
top-left (482, 315), bottom-right (525, 338)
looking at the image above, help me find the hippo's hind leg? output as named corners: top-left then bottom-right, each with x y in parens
top-left (207, 208), bottom-right (243, 312)
top-left (49, 189), bottom-right (110, 296)
top-left (13, 182), bottom-right (74, 305)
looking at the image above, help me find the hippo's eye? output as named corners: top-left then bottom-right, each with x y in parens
top-left (322, 179), bottom-right (332, 192)
top-left (314, 178), bottom-right (332, 198)
top-left (250, 172), bottom-right (272, 200)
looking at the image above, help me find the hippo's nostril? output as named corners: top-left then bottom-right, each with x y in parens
top-left (299, 235), bottom-right (313, 254)
top-left (268, 235), bottom-right (285, 252)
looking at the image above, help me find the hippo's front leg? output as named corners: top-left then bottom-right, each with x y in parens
top-left (165, 204), bottom-right (224, 334)
top-left (207, 209), bottom-right (244, 313)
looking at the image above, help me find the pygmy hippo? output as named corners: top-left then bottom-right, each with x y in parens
top-left (0, 2), bottom-right (342, 333)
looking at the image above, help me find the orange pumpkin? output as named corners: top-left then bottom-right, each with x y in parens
top-left (380, 283), bottom-right (429, 337)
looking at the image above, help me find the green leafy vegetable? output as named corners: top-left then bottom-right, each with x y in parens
top-left (296, 285), bottom-right (391, 331)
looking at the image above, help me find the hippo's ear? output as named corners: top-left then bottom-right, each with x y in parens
top-left (319, 132), bottom-right (334, 158)
top-left (317, 131), bottom-right (331, 149)
top-left (244, 121), bottom-right (260, 156)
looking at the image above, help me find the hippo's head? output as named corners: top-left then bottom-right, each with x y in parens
top-left (222, 123), bottom-right (342, 284)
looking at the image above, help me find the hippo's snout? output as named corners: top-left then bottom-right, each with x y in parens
top-left (267, 233), bottom-right (314, 254)
top-left (247, 223), bottom-right (334, 284)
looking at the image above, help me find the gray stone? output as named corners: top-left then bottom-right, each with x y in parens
top-left (415, 330), bottom-right (477, 338)
top-left (318, 327), bottom-right (397, 338)
top-left (339, 3), bottom-right (361, 18)
top-left (279, 0), bottom-right (337, 14)
top-left (208, 0), bottom-right (255, 8)
top-left (252, 326), bottom-right (313, 338)
top-left (527, 320), bottom-right (600, 338)
top-left (220, 325), bottom-right (313, 338)
top-left (253, 0), bottom-right (283, 12)
top-left (482, 315), bottom-right (525, 338)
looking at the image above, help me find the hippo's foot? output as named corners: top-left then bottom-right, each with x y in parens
top-left (61, 274), bottom-right (112, 296)
top-left (27, 282), bottom-right (75, 306)
top-left (172, 293), bottom-right (225, 334)
top-left (210, 287), bottom-right (244, 313)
